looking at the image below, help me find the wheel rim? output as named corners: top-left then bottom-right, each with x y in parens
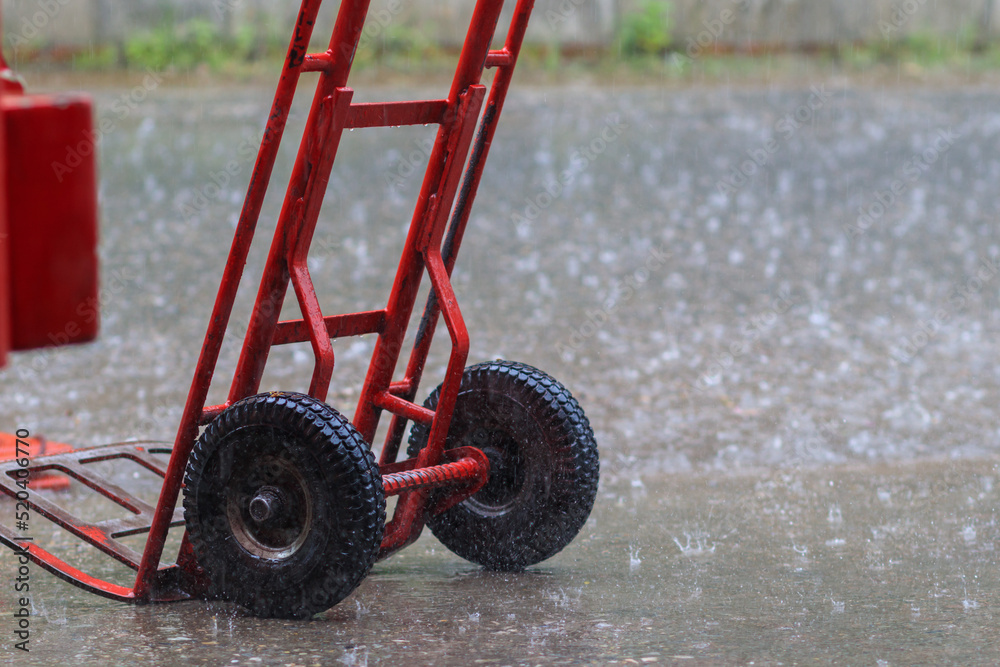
top-left (226, 449), bottom-right (314, 560)
top-left (465, 424), bottom-right (526, 514)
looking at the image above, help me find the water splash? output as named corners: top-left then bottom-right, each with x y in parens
top-left (629, 545), bottom-right (642, 572)
top-left (672, 531), bottom-right (716, 556)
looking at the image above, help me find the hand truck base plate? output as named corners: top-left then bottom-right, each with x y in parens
top-left (0, 442), bottom-right (187, 603)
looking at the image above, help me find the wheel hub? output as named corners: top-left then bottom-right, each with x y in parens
top-left (226, 453), bottom-right (314, 561)
top-left (471, 427), bottom-right (524, 508)
top-left (249, 486), bottom-right (285, 522)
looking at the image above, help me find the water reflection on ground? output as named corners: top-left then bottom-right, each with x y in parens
top-left (4, 459), bottom-right (998, 665)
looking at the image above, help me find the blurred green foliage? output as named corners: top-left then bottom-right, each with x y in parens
top-left (124, 19), bottom-right (223, 70)
top-left (5, 6), bottom-right (994, 79)
top-left (70, 18), bottom-right (286, 72)
top-left (841, 21), bottom-right (994, 69)
top-left (618, 0), bottom-right (674, 57)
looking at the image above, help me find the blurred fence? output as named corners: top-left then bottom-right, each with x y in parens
top-left (2, 0), bottom-right (997, 51)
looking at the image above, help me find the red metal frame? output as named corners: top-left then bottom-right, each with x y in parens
top-left (1, 0), bottom-right (537, 603)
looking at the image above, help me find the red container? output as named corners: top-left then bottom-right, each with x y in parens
top-left (3, 92), bottom-right (99, 350)
top-left (0, 90), bottom-right (7, 367)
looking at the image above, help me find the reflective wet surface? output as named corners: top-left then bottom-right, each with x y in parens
top-left (4, 460), bottom-right (1000, 665)
top-left (3, 76), bottom-right (1000, 663)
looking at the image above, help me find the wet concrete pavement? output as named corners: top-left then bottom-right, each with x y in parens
top-left (4, 459), bottom-right (999, 665)
top-left (4, 75), bottom-right (1000, 664)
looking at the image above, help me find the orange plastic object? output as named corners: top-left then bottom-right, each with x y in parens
top-left (0, 433), bottom-right (74, 490)
top-left (3, 92), bottom-right (99, 351)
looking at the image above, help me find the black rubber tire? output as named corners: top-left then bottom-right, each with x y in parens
top-left (407, 360), bottom-right (599, 571)
top-left (183, 392), bottom-right (385, 619)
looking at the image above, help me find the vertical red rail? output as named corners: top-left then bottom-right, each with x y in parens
top-left (133, 0), bottom-right (328, 599)
top-left (373, 87), bottom-right (485, 555)
top-left (228, 0), bottom-right (375, 402)
top-left (352, 0), bottom-right (505, 446)
top-left (357, 0), bottom-right (534, 555)
top-left (379, 0), bottom-right (538, 466)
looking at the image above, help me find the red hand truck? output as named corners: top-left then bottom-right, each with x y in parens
top-left (0, 0), bottom-right (599, 619)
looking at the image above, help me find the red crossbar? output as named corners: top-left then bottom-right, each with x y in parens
top-left (346, 100), bottom-right (450, 128)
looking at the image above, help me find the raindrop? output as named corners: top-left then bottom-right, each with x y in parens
top-left (629, 546), bottom-right (642, 572)
top-left (827, 505), bottom-right (843, 524)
